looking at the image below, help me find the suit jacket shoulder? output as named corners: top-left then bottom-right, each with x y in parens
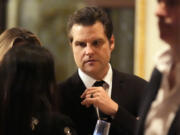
top-left (110, 69), bottom-right (148, 134)
top-left (112, 69), bottom-right (148, 115)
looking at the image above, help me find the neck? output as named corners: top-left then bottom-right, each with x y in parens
top-left (171, 44), bottom-right (180, 63)
top-left (91, 73), bottom-right (106, 80)
top-left (90, 65), bottom-right (110, 80)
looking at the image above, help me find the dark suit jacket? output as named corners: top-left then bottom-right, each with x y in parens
top-left (135, 68), bottom-right (180, 135)
top-left (32, 112), bottom-right (77, 135)
top-left (59, 69), bottom-right (147, 135)
top-left (5, 112), bottom-right (77, 135)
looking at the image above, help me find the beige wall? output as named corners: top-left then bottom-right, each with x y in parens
top-left (7, 0), bottom-right (19, 27)
top-left (134, 0), bottom-right (167, 81)
top-left (144, 0), bottom-right (167, 80)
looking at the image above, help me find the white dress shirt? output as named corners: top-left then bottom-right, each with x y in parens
top-left (145, 46), bottom-right (180, 135)
top-left (78, 63), bottom-right (113, 97)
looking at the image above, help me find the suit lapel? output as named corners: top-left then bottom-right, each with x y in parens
top-left (72, 71), bottom-right (98, 117)
top-left (111, 69), bottom-right (124, 103)
top-left (71, 71), bottom-right (86, 98)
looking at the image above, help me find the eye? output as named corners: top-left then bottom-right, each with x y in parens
top-left (92, 40), bottom-right (103, 47)
top-left (75, 41), bottom-right (86, 47)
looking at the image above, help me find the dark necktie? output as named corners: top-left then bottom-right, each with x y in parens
top-left (93, 81), bottom-right (112, 122)
top-left (93, 80), bottom-right (105, 87)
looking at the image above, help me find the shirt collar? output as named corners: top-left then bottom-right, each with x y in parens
top-left (78, 64), bottom-right (112, 89)
top-left (155, 45), bottom-right (172, 74)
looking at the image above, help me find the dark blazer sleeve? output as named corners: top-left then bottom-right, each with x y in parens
top-left (135, 68), bottom-right (162, 135)
top-left (111, 103), bottom-right (139, 135)
top-left (110, 69), bottom-right (148, 135)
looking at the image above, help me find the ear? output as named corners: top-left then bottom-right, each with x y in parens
top-left (69, 42), bottom-right (72, 47)
top-left (69, 39), bottom-right (73, 48)
top-left (109, 35), bottom-right (115, 51)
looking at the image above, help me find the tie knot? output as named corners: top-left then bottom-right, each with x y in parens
top-left (93, 80), bottom-right (105, 87)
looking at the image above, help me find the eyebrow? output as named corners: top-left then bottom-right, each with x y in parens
top-left (74, 41), bottom-right (84, 44)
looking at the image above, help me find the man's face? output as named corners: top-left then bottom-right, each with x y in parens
top-left (156, 0), bottom-right (180, 45)
top-left (70, 21), bottom-right (114, 79)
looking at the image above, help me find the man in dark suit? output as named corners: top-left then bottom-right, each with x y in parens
top-left (59, 7), bottom-right (147, 135)
top-left (135, 0), bottom-right (180, 135)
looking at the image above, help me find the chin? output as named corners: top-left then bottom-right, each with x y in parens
top-left (160, 32), bottom-right (172, 42)
top-left (84, 68), bottom-right (98, 76)
top-left (85, 69), bottom-right (96, 74)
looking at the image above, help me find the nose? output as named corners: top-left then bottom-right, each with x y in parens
top-left (85, 44), bottom-right (94, 55)
top-left (155, 2), bottom-right (167, 17)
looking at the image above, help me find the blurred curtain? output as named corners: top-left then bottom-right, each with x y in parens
top-left (134, 0), bottom-right (146, 79)
top-left (0, 0), bottom-right (7, 33)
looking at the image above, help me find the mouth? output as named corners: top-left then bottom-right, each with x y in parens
top-left (159, 19), bottom-right (172, 28)
top-left (159, 21), bottom-right (172, 32)
top-left (84, 59), bottom-right (96, 64)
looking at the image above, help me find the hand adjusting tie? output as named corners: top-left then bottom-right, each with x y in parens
top-left (93, 80), bottom-right (112, 122)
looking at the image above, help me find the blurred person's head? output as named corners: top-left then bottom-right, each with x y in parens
top-left (0, 44), bottom-right (57, 135)
top-left (66, 7), bottom-right (115, 80)
top-left (156, 0), bottom-right (180, 46)
top-left (0, 27), bottom-right (41, 61)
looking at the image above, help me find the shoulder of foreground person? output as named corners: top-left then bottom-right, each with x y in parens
top-left (33, 112), bottom-right (78, 135)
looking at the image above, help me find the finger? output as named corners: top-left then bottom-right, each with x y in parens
top-left (92, 92), bottom-right (100, 98)
top-left (85, 93), bottom-right (93, 98)
top-left (90, 93), bottom-right (94, 98)
top-left (81, 88), bottom-right (97, 98)
top-left (83, 101), bottom-right (91, 108)
top-left (80, 87), bottom-right (96, 98)
top-left (85, 90), bottom-right (98, 95)
top-left (81, 98), bottom-right (95, 106)
top-left (85, 91), bottom-right (99, 99)
top-left (85, 88), bottom-right (105, 96)
top-left (81, 87), bottom-right (105, 98)
top-left (81, 89), bottom-right (89, 98)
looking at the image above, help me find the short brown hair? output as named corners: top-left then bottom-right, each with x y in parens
top-left (67, 7), bottom-right (113, 43)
